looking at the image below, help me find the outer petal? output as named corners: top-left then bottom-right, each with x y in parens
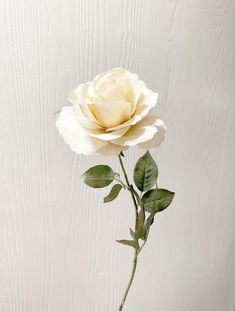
top-left (111, 115), bottom-right (160, 146)
top-left (97, 143), bottom-right (128, 156)
top-left (134, 89), bottom-right (158, 116)
top-left (138, 124), bottom-right (166, 149)
top-left (56, 107), bottom-right (107, 155)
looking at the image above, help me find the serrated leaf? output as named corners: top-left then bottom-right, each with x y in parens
top-left (82, 165), bottom-right (115, 188)
top-left (116, 239), bottom-right (139, 250)
top-left (142, 188), bottom-right (175, 213)
top-left (104, 184), bottom-right (123, 203)
top-left (133, 151), bottom-right (158, 192)
top-left (135, 208), bottom-right (145, 239)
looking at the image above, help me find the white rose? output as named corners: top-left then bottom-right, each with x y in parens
top-left (56, 68), bottom-right (166, 156)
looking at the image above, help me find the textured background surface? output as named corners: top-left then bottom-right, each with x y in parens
top-left (0, 0), bottom-right (235, 310)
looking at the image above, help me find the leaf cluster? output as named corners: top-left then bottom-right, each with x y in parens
top-left (81, 151), bottom-right (175, 252)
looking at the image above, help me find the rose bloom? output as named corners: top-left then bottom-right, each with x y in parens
top-left (56, 68), bottom-right (166, 156)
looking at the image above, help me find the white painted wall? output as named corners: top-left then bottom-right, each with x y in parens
top-left (0, 0), bottom-right (235, 310)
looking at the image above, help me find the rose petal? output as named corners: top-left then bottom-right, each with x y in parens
top-left (68, 84), bottom-right (103, 126)
top-left (97, 143), bottom-right (128, 156)
top-left (106, 91), bottom-right (158, 132)
top-left (93, 68), bottom-right (126, 85)
top-left (56, 107), bottom-right (107, 155)
top-left (105, 84), bottom-right (126, 102)
top-left (88, 101), bottom-right (132, 128)
top-left (73, 106), bottom-right (102, 130)
top-left (138, 124), bottom-right (166, 149)
top-left (125, 80), bottom-right (146, 115)
top-left (134, 89), bottom-right (158, 116)
top-left (85, 126), bottom-right (130, 141)
top-left (111, 115), bottom-right (160, 146)
top-left (106, 114), bottom-right (142, 131)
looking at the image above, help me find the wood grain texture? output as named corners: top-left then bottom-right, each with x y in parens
top-left (0, 0), bottom-right (235, 310)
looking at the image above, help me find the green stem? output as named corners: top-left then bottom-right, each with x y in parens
top-left (118, 154), bottom-right (138, 219)
top-left (117, 153), bottom-right (140, 310)
top-left (118, 249), bottom-right (138, 311)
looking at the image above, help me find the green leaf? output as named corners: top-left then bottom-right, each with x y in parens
top-left (82, 165), bottom-right (115, 188)
top-left (103, 184), bottom-right (123, 203)
top-left (129, 228), bottom-right (136, 240)
top-left (135, 208), bottom-right (145, 239)
top-left (116, 239), bottom-right (140, 250)
top-left (133, 151), bottom-right (158, 192)
top-left (142, 188), bottom-right (175, 213)
top-left (141, 213), bottom-right (155, 241)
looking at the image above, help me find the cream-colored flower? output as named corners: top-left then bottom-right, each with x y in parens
top-left (56, 68), bottom-right (166, 156)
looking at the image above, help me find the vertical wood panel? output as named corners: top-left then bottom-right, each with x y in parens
top-left (0, 0), bottom-right (235, 310)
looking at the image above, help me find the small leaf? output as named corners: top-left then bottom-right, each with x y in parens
top-left (82, 165), bottom-right (115, 188)
top-left (104, 184), bottom-right (123, 203)
top-left (133, 151), bottom-right (158, 192)
top-left (141, 213), bottom-right (155, 241)
top-left (116, 239), bottom-right (139, 250)
top-left (135, 208), bottom-right (145, 239)
top-left (129, 228), bottom-right (136, 240)
top-left (142, 188), bottom-right (175, 213)
top-left (120, 151), bottom-right (125, 157)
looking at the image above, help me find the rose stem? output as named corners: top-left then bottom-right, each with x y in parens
top-left (118, 249), bottom-right (138, 311)
top-left (118, 154), bottom-right (138, 219)
top-left (117, 154), bottom-right (139, 310)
